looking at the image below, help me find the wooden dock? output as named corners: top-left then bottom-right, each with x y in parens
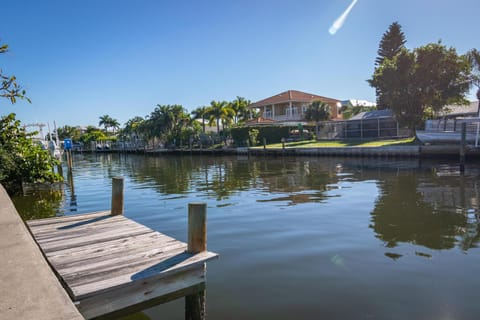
top-left (26, 178), bottom-right (218, 319)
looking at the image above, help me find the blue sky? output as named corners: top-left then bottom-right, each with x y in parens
top-left (1, 0), bottom-right (479, 127)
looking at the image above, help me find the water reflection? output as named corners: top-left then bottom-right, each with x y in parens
top-left (12, 154), bottom-right (480, 319)
top-left (123, 156), bottom-right (339, 204)
top-left (67, 169), bottom-right (78, 211)
top-left (102, 286), bottom-right (207, 320)
top-left (14, 155), bottom-right (480, 254)
top-left (12, 189), bottom-right (64, 220)
top-left (116, 155), bottom-right (480, 252)
top-left (371, 171), bottom-right (480, 253)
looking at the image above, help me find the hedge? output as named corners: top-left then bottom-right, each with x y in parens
top-left (230, 126), bottom-right (295, 146)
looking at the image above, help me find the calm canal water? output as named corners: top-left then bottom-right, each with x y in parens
top-left (13, 153), bottom-right (480, 320)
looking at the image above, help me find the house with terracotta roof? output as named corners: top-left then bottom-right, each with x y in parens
top-left (247, 90), bottom-right (342, 125)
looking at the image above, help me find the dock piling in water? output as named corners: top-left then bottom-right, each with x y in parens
top-left (186, 202), bottom-right (208, 320)
top-left (188, 202), bottom-right (207, 253)
top-left (111, 176), bottom-right (124, 215)
top-left (460, 122), bottom-right (466, 173)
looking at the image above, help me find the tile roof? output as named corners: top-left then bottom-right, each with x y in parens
top-left (248, 90), bottom-right (340, 108)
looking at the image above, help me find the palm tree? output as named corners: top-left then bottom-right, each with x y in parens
top-left (207, 100), bottom-right (231, 134)
top-left (230, 96), bottom-right (250, 124)
top-left (98, 114), bottom-right (113, 132)
top-left (191, 106), bottom-right (209, 133)
top-left (99, 115), bottom-right (120, 135)
top-left (110, 118), bottom-right (120, 134)
top-left (304, 100), bottom-right (331, 138)
top-left (123, 116), bottom-right (145, 135)
top-left (122, 116), bottom-right (145, 146)
top-left (143, 104), bottom-right (192, 146)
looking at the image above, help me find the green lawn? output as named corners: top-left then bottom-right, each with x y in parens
top-left (256, 137), bottom-right (418, 148)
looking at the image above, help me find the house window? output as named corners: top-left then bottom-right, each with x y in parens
top-left (286, 106), bottom-right (298, 117)
top-left (264, 108), bottom-right (272, 118)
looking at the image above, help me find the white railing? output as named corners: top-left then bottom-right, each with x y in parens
top-left (273, 114), bottom-right (303, 121)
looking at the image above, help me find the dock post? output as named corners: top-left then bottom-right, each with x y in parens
top-left (188, 203), bottom-right (207, 253)
top-left (111, 177), bottom-right (124, 215)
top-left (186, 292), bottom-right (206, 320)
top-left (460, 122), bottom-right (466, 173)
top-left (186, 203), bottom-right (207, 320)
top-left (66, 149), bottom-right (73, 171)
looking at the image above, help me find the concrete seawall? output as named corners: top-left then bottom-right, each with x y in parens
top-left (87, 144), bottom-right (480, 159)
top-left (0, 184), bottom-right (83, 320)
top-left (244, 145), bottom-right (480, 158)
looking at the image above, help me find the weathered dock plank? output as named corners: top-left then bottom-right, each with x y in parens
top-left (27, 210), bottom-right (218, 319)
top-left (27, 210), bottom-right (111, 227)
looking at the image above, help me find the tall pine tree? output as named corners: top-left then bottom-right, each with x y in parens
top-left (375, 22), bottom-right (406, 66)
top-left (467, 49), bottom-right (480, 116)
top-left (371, 22), bottom-right (407, 109)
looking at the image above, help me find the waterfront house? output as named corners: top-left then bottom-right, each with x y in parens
top-left (247, 90), bottom-right (342, 125)
top-left (436, 101), bottom-right (479, 118)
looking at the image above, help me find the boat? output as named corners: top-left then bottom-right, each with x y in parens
top-left (415, 130), bottom-right (479, 145)
top-left (35, 139), bottom-right (62, 159)
top-left (416, 117), bottom-right (480, 146)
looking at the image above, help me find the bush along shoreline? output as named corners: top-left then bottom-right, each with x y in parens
top-left (0, 113), bottom-right (63, 195)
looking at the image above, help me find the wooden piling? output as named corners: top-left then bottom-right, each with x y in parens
top-left (66, 149), bottom-right (73, 171)
top-left (460, 122), bottom-right (466, 173)
top-left (186, 203), bottom-right (207, 320)
top-left (188, 203), bottom-right (207, 253)
top-left (111, 176), bottom-right (124, 215)
top-left (186, 289), bottom-right (206, 320)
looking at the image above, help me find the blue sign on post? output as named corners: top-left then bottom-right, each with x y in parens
top-left (64, 139), bottom-right (72, 150)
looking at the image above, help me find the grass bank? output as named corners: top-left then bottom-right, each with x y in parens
top-left (255, 137), bottom-right (418, 148)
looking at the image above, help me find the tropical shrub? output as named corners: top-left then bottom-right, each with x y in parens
top-left (230, 126), bottom-right (291, 146)
top-left (248, 129), bottom-right (259, 146)
top-left (0, 113), bottom-right (62, 194)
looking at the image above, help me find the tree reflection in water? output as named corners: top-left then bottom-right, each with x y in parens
top-left (13, 189), bottom-right (65, 220)
top-left (15, 154), bottom-right (480, 255)
top-left (113, 155), bottom-right (480, 252)
top-left (370, 171), bottom-right (480, 253)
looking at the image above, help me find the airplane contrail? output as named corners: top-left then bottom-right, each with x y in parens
top-left (329, 0), bottom-right (359, 35)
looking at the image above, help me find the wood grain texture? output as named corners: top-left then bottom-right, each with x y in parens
top-left (111, 177), bottom-right (124, 215)
top-left (188, 203), bottom-right (207, 253)
top-left (27, 212), bottom-right (218, 319)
